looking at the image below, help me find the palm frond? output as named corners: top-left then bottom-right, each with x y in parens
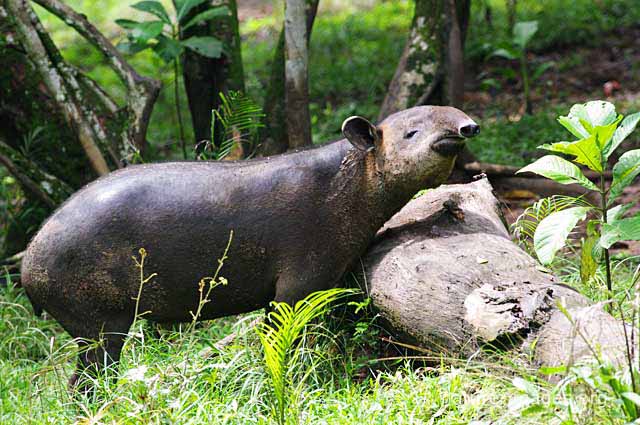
top-left (512, 195), bottom-right (593, 252)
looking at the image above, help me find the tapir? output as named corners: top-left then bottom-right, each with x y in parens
top-left (21, 106), bottom-right (479, 384)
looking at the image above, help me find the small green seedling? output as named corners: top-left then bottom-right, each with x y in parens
top-left (116, 0), bottom-right (230, 159)
top-left (516, 100), bottom-right (640, 295)
top-left (491, 21), bottom-right (552, 114)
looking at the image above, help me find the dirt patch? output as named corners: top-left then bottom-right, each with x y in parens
top-left (464, 24), bottom-right (640, 118)
top-left (237, 0), bottom-right (273, 22)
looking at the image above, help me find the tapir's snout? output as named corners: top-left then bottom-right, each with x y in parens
top-left (431, 118), bottom-right (480, 156)
top-left (459, 122), bottom-right (480, 138)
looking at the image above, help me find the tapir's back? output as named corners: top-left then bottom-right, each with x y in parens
top-left (21, 140), bottom-right (351, 323)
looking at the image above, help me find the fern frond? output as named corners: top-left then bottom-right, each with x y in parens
top-left (512, 195), bottom-right (593, 252)
top-left (256, 287), bottom-right (358, 424)
top-left (211, 91), bottom-right (265, 160)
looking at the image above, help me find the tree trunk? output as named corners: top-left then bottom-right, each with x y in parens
top-left (0, 0), bottom-right (159, 255)
top-left (378, 0), bottom-right (470, 121)
top-left (178, 0), bottom-right (245, 146)
top-left (506, 0), bottom-right (517, 34)
top-left (284, 0), bottom-right (313, 149)
top-left (363, 178), bottom-right (629, 368)
top-left (260, 0), bottom-right (319, 155)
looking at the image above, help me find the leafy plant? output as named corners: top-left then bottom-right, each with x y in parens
top-left (516, 100), bottom-right (640, 296)
top-left (512, 195), bottom-right (591, 254)
top-left (256, 288), bottom-right (358, 425)
top-left (491, 21), bottom-right (552, 114)
top-left (116, 0), bottom-right (230, 159)
top-left (196, 91), bottom-right (265, 160)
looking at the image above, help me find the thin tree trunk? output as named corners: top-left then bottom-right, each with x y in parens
top-left (284, 0), bottom-right (313, 149)
top-left (261, 0), bottom-right (319, 155)
top-left (178, 0), bottom-right (245, 146)
top-left (506, 0), bottom-right (517, 34)
top-left (0, 0), bottom-right (159, 254)
top-left (378, 0), bottom-right (470, 120)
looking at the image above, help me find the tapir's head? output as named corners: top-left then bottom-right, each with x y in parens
top-left (342, 106), bottom-right (479, 190)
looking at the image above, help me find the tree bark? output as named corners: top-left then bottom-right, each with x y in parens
top-left (260, 0), bottom-right (319, 155)
top-left (506, 0), bottom-right (517, 34)
top-left (363, 178), bottom-right (629, 368)
top-left (0, 0), bottom-right (160, 254)
top-left (378, 0), bottom-right (470, 121)
top-left (178, 0), bottom-right (245, 145)
top-left (284, 0), bottom-right (313, 149)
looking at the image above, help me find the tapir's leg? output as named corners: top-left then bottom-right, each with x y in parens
top-left (273, 267), bottom-right (340, 306)
top-left (66, 313), bottom-right (133, 393)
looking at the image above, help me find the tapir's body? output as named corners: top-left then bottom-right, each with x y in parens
top-left (21, 106), bottom-right (479, 384)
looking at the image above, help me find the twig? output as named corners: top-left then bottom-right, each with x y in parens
top-left (32, 0), bottom-right (161, 155)
top-left (6, 0), bottom-right (110, 175)
top-left (465, 161), bottom-right (613, 180)
top-left (0, 137), bottom-right (73, 206)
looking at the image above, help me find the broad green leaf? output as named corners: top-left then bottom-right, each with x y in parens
top-left (117, 40), bottom-right (150, 55)
top-left (609, 149), bottom-right (640, 203)
top-left (516, 155), bottom-right (598, 191)
top-left (131, 1), bottom-right (170, 24)
top-left (115, 19), bottom-right (141, 29)
top-left (491, 48), bottom-right (517, 60)
top-left (181, 36), bottom-right (223, 58)
top-left (540, 136), bottom-right (603, 172)
top-left (600, 215), bottom-right (640, 249)
top-left (130, 21), bottom-right (164, 43)
top-left (182, 6), bottom-right (230, 30)
top-left (513, 21), bottom-right (538, 49)
top-left (622, 392), bottom-right (640, 407)
top-left (176, 0), bottom-right (210, 22)
top-left (153, 35), bottom-right (183, 62)
top-left (592, 119), bottom-right (621, 150)
top-left (580, 235), bottom-right (598, 285)
top-left (557, 116), bottom-right (589, 139)
top-left (607, 203), bottom-right (632, 223)
top-left (605, 112), bottom-right (640, 158)
top-left (534, 207), bottom-right (590, 265)
top-left (571, 101), bottom-right (618, 128)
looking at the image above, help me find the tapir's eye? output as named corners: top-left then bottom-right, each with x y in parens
top-left (404, 130), bottom-right (418, 139)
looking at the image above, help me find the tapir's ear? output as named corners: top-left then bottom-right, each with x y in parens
top-left (342, 116), bottom-right (378, 152)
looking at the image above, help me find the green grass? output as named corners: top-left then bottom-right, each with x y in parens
top-left (0, 267), bottom-right (636, 424)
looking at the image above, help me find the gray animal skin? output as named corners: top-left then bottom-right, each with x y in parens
top-left (21, 105), bottom-right (479, 384)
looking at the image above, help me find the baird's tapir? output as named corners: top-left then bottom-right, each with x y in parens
top-left (21, 105), bottom-right (479, 386)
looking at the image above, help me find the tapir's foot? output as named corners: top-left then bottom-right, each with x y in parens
top-left (68, 369), bottom-right (99, 399)
top-left (65, 315), bottom-right (133, 395)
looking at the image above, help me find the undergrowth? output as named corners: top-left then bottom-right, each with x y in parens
top-left (0, 264), bottom-right (636, 424)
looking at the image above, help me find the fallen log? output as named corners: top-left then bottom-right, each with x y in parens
top-left (363, 177), bottom-right (629, 368)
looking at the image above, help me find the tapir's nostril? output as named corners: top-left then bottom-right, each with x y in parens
top-left (459, 123), bottom-right (480, 138)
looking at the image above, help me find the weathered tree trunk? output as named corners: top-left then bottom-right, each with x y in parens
top-left (0, 0), bottom-right (160, 255)
top-left (506, 0), bottom-right (517, 34)
top-left (260, 0), bottom-right (319, 156)
top-left (178, 0), bottom-right (245, 145)
top-left (363, 178), bottom-right (628, 368)
top-left (284, 0), bottom-right (313, 149)
top-left (378, 0), bottom-right (470, 121)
